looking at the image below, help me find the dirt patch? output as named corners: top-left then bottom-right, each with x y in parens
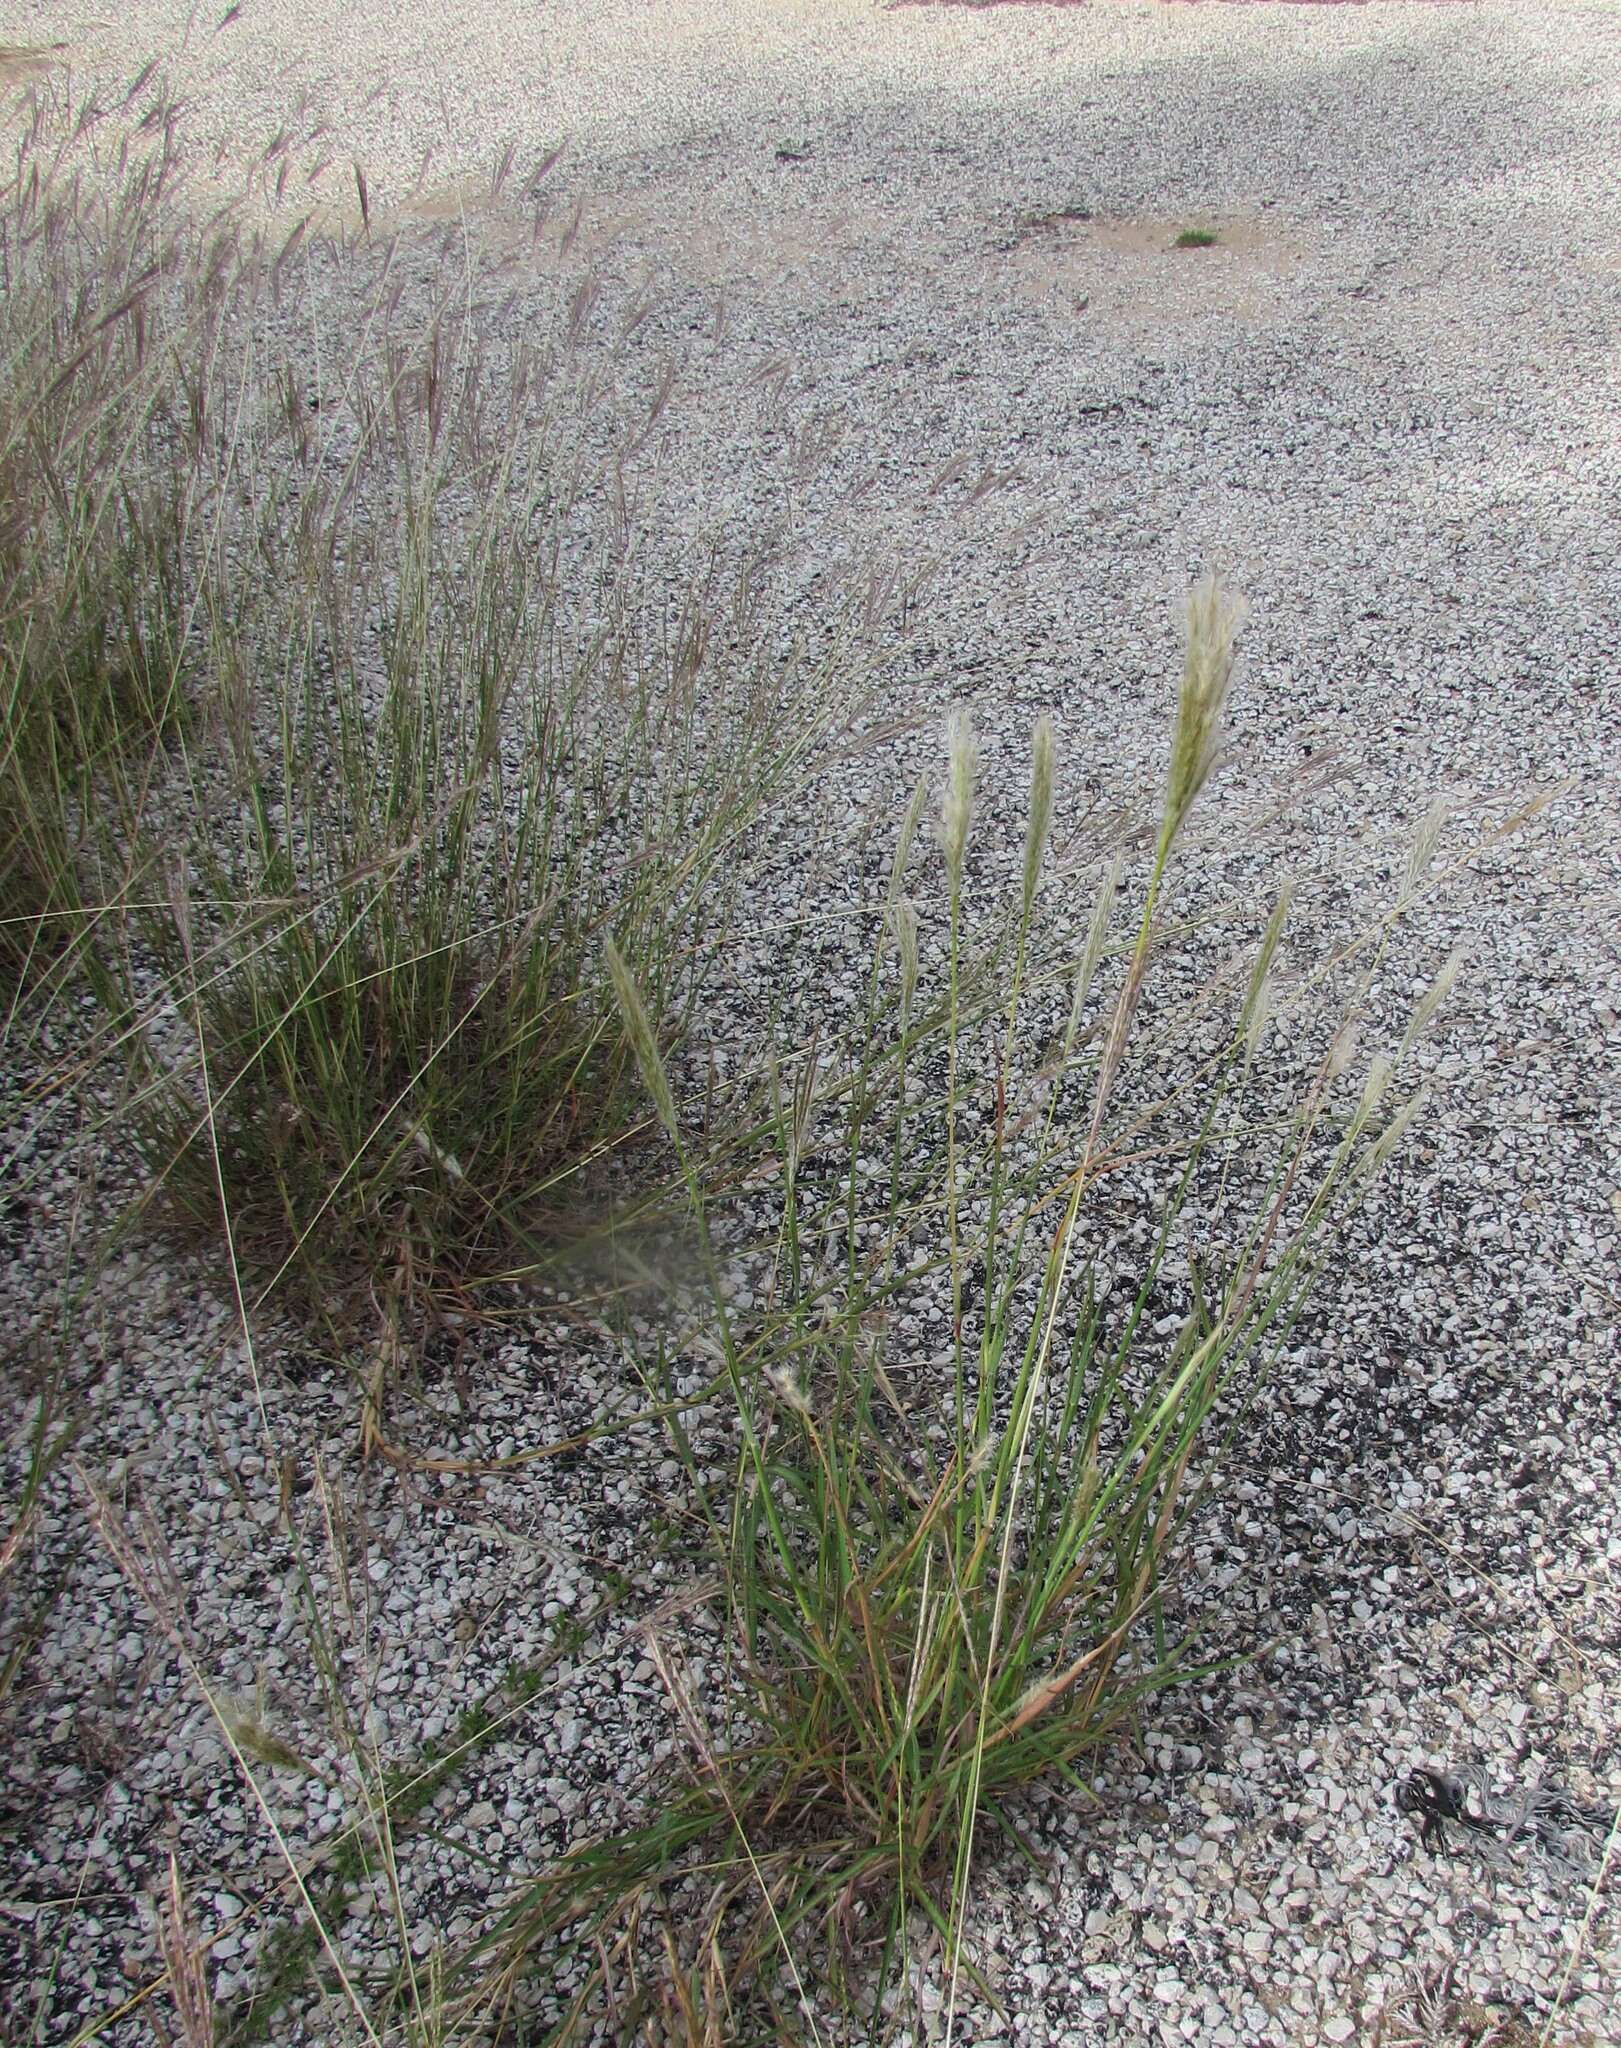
top-left (996, 208), bottom-right (1315, 337)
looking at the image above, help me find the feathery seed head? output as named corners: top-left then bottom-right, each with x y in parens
top-left (939, 709), bottom-right (978, 893)
top-left (1353, 1052), bottom-right (1394, 1135)
top-left (1022, 712), bottom-right (1056, 914)
top-left (765, 1363), bottom-right (813, 1418)
top-left (1325, 1017), bottom-right (1360, 1083)
top-left (1360, 1085), bottom-right (1428, 1178)
top-left (889, 896), bottom-right (920, 1023)
top-left (604, 937), bottom-right (678, 1141)
top-left (410, 1124), bottom-right (465, 1181)
top-left (218, 1694), bottom-right (318, 1776)
top-left (1399, 946), bottom-right (1464, 1060)
top-left (1240, 883), bottom-right (1291, 1051)
top-left (889, 771), bottom-right (929, 908)
top-left (1242, 975), bottom-right (1274, 1075)
top-left (1159, 575), bottom-right (1246, 865)
top-left (1402, 797), bottom-right (1449, 909)
top-left (1062, 855), bottom-right (1123, 1066)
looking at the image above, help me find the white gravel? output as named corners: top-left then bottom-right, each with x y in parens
top-left (2, 1), bottom-right (1619, 2043)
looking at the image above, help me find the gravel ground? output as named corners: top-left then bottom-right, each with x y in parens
top-left (2, 0), bottom-right (1620, 2042)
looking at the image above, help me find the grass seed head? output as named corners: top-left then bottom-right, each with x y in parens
top-left (604, 937), bottom-right (679, 1143)
top-left (1159, 574), bottom-right (1246, 865)
top-left (1242, 975), bottom-right (1274, 1075)
top-left (889, 771), bottom-right (929, 907)
top-left (1021, 711), bottom-right (1055, 915)
top-left (889, 895), bottom-right (919, 1023)
top-left (765, 1362), bottom-right (813, 1418)
top-left (1360, 1085), bottom-right (1428, 1178)
top-left (939, 708), bottom-right (977, 894)
top-left (1326, 1017), bottom-right (1360, 1083)
top-left (1354, 1051), bottom-right (1394, 1134)
top-left (156, 1851), bottom-right (217, 2048)
top-left (1062, 854), bottom-right (1123, 1066)
top-left (1240, 884), bottom-right (1290, 1071)
top-left (1399, 945), bottom-right (1463, 1059)
top-left (1402, 795), bottom-right (1449, 908)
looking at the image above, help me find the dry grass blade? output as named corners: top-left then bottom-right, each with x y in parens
top-left (155, 1850), bottom-right (217, 2048)
top-left (76, 1466), bottom-right (385, 2047)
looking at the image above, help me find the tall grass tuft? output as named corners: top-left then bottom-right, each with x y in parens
top-left (121, 423), bottom-right (826, 1314)
top-left (0, 87), bottom-right (853, 1324)
top-left (482, 580), bottom-right (1441, 2041)
top-left (0, 97), bottom-right (204, 985)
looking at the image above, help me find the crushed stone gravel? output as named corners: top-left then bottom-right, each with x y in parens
top-left (1, 1), bottom-right (1619, 2042)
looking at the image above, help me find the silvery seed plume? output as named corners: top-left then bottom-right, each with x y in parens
top-left (766, 1363), bottom-right (813, 1417)
top-left (1326, 1018), bottom-right (1360, 1084)
top-left (1399, 947), bottom-right (1464, 1060)
top-left (218, 1692), bottom-right (321, 1777)
top-left (1351, 1052), bottom-right (1394, 1137)
top-left (410, 1123), bottom-right (465, 1180)
top-left (889, 772), bottom-right (929, 907)
top-left (1158, 575), bottom-right (1247, 867)
top-left (1402, 796), bottom-right (1449, 909)
top-left (889, 896), bottom-right (919, 1023)
top-left (1240, 884), bottom-right (1291, 1073)
top-left (1359, 1085), bottom-right (1428, 1178)
top-left (1242, 976), bottom-right (1274, 1078)
top-left (1241, 885), bottom-right (1290, 1041)
top-left (939, 709), bottom-right (978, 893)
top-left (1061, 855), bottom-right (1123, 1068)
top-left (1022, 713), bottom-right (1055, 915)
top-left (604, 937), bottom-right (678, 1142)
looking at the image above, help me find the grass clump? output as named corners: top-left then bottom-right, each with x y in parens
top-left (125, 435), bottom-right (818, 1314)
top-left (1172, 226), bottom-right (1219, 250)
top-left (0, 104), bottom-right (204, 982)
top-left (473, 579), bottom-right (1441, 2041)
top-left (2, 82), bottom-right (1466, 2048)
top-left (0, 88), bottom-right (852, 1325)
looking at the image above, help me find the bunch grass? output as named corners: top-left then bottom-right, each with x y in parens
top-left (0, 97), bottom-right (201, 985)
top-left (477, 581), bottom-right (1438, 2041)
top-left (0, 86), bottom-right (852, 1326)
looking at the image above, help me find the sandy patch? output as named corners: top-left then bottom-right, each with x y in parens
top-left (997, 207), bottom-right (1316, 336)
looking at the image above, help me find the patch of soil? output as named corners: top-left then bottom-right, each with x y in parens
top-left (996, 209), bottom-right (1313, 338)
